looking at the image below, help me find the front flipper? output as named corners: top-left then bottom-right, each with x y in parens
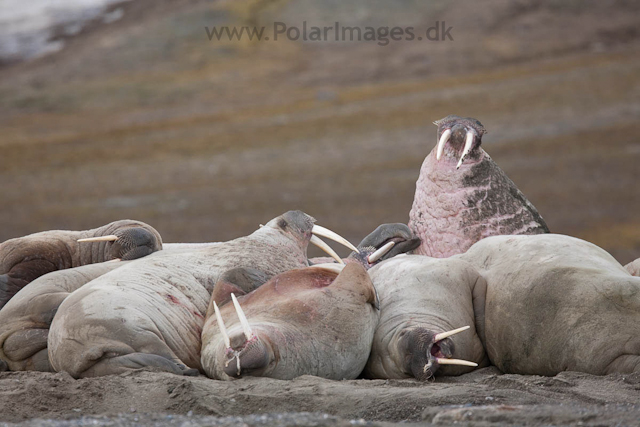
top-left (80, 353), bottom-right (199, 378)
top-left (0, 259), bottom-right (56, 309)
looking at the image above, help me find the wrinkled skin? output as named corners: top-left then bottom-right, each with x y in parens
top-left (364, 225), bottom-right (640, 377)
top-left (461, 234), bottom-right (640, 375)
top-left (408, 115), bottom-right (549, 258)
top-left (48, 211), bottom-right (321, 378)
top-left (201, 262), bottom-right (379, 380)
top-left (364, 255), bottom-right (489, 380)
top-left (0, 262), bottom-right (126, 372)
top-left (0, 243), bottom-right (212, 373)
top-left (320, 224), bottom-right (486, 381)
top-left (0, 220), bottom-right (162, 308)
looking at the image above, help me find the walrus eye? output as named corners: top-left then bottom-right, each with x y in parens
top-left (277, 219), bottom-right (288, 229)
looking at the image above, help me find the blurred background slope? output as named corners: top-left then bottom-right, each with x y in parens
top-left (0, 0), bottom-right (639, 262)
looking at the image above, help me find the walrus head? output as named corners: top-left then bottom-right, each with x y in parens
top-left (398, 325), bottom-right (477, 380)
top-left (352, 224), bottom-right (421, 267)
top-left (77, 225), bottom-right (163, 261)
top-left (261, 210), bottom-right (359, 265)
top-left (433, 115), bottom-right (487, 169)
top-left (208, 263), bottom-right (378, 379)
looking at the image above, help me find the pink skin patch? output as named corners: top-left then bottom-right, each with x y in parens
top-left (409, 116), bottom-right (548, 257)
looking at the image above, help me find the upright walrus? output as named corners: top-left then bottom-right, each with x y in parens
top-left (408, 115), bottom-right (549, 257)
top-left (201, 261), bottom-right (380, 381)
top-left (48, 211), bottom-right (357, 378)
top-left (0, 220), bottom-right (162, 308)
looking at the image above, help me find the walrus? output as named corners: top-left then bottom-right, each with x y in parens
top-left (0, 244), bottom-right (210, 373)
top-left (461, 234), bottom-right (640, 375)
top-left (408, 115), bottom-right (549, 258)
top-left (48, 211), bottom-right (357, 378)
top-left (364, 241), bottom-right (489, 380)
top-left (201, 261), bottom-right (380, 381)
top-left (0, 262), bottom-right (126, 372)
top-left (0, 220), bottom-right (162, 308)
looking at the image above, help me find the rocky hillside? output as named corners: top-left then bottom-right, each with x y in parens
top-left (1, 0), bottom-right (639, 262)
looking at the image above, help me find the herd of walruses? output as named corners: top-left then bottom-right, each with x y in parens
top-left (1, 115), bottom-right (639, 380)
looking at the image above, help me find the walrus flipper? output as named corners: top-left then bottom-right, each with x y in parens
top-left (80, 353), bottom-right (199, 378)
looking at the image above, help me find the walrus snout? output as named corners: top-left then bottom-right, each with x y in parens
top-left (109, 227), bottom-right (161, 261)
top-left (354, 224), bottom-right (421, 267)
top-left (401, 325), bottom-right (478, 381)
top-left (77, 225), bottom-right (163, 261)
top-left (433, 115), bottom-right (487, 169)
top-left (223, 335), bottom-right (271, 378)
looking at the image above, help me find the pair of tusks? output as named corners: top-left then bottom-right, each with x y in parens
top-left (313, 229), bottom-right (396, 265)
top-left (309, 225), bottom-right (359, 265)
top-left (431, 325), bottom-right (478, 368)
top-left (212, 293), bottom-right (251, 350)
top-left (435, 129), bottom-right (475, 170)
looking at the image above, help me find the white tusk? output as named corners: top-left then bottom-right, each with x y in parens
top-left (78, 235), bottom-right (118, 243)
top-left (434, 325), bottom-right (471, 342)
top-left (367, 241), bottom-right (395, 264)
top-left (310, 235), bottom-right (344, 264)
top-left (311, 263), bottom-right (346, 274)
top-left (213, 301), bottom-right (231, 348)
top-left (105, 258), bottom-right (121, 263)
top-left (436, 129), bottom-right (451, 161)
top-left (259, 224), bottom-right (264, 228)
top-left (436, 358), bottom-right (478, 367)
top-left (456, 130), bottom-right (475, 169)
top-left (312, 225), bottom-right (359, 253)
top-left (231, 293), bottom-right (253, 341)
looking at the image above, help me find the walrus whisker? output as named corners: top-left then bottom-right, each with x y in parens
top-left (456, 130), bottom-right (475, 169)
top-left (367, 241), bottom-right (395, 263)
top-left (436, 358), bottom-right (478, 367)
top-left (436, 128), bottom-right (451, 161)
top-left (433, 325), bottom-right (471, 342)
top-left (212, 301), bottom-right (231, 348)
top-left (312, 225), bottom-right (359, 253)
top-left (231, 293), bottom-right (253, 341)
top-left (310, 235), bottom-right (344, 264)
top-left (77, 235), bottom-right (119, 243)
